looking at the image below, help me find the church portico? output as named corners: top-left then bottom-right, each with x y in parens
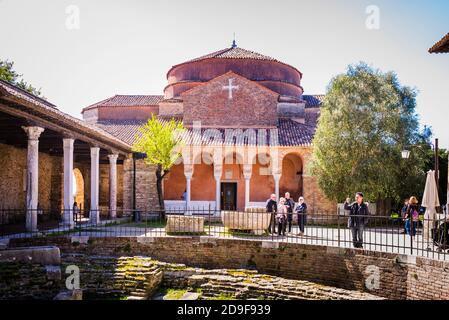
top-left (0, 80), bottom-right (131, 234)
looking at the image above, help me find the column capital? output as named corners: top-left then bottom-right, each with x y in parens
top-left (22, 126), bottom-right (44, 140)
top-left (108, 153), bottom-right (119, 164)
top-left (243, 164), bottom-right (252, 180)
top-left (273, 173), bottom-right (281, 181)
top-left (90, 146), bottom-right (100, 155)
top-left (63, 138), bottom-right (75, 148)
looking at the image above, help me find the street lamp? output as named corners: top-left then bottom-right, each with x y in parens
top-left (401, 149), bottom-right (411, 159)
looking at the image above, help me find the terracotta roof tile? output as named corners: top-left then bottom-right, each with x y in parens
top-left (302, 94), bottom-right (324, 108)
top-left (83, 95), bottom-right (163, 112)
top-left (0, 80), bottom-right (132, 151)
top-left (168, 46), bottom-right (302, 78)
top-left (97, 118), bottom-right (314, 147)
top-left (429, 32), bottom-right (449, 53)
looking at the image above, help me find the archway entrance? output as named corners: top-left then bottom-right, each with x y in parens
top-left (280, 153), bottom-right (303, 201)
top-left (73, 168), bottom-right (85, 210)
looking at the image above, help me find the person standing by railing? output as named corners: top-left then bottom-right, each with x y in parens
top-left (277, 197), bottom-right (288, 236)
top-left (73, 202), bottom-right (80, 223)
top-left (266, 194), bottom-right (277, 234)
top-left (344, 192), bottom-right (370, 249)
top-left (284, 192), bottom-right (295, 234)
top-left (404, 196), bottom-right (419, 237)
top-left (400, 199), bottom-right (409, 234)
top-left (295, 196), bottom-right (308, 236)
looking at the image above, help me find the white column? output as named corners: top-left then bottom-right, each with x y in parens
top-left (185, 174), bottom-right (192, 214)
top-left (22, 126), bottom-right (44, 232)
top-left (273, 173), bottom-right (281, 201)
top-left (90, 147), bottom-right (100, 223)
top-left (214, 171), bottom-right (222, 213)
top-left (243, 164), bottom-right (252, 209)
top-left (63, 138), bottom-right (75, 227)
top-left (108, 154), bottom-right (118, 219)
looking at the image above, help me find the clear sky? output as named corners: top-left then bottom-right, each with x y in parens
top-left (1, 0), bottom-right (448, 146)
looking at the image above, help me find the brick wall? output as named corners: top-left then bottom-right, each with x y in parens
top-left (0, 143), bottom-right (62, 211)
top-left (123, 157), bottom-right (160, 211)
top-left (183, 72), bottom-right (278, 127)
top-left (10, 237), bottom-right (449, 300)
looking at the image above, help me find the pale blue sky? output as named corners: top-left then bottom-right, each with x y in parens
top-left (1, 0), bottom-right (448, 146)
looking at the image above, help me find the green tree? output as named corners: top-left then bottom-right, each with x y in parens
top-left (0, 59), bottom-right (42, 96)
top-left (311, 63), bottom-right (429, 210)
top-left (133, 115), bottom-right (185, 215)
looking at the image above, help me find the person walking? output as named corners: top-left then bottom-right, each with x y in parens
top-left (266, 194), bottom-right (277, 234)
top-left (284, 192), bottom-right (295, 234)
top-left (295, 196), bottom-right (308, 236)
top-left (400, 199), bottom-right (409, 234)
top-left (344, 192), bottom-right (370, 248)
top-left (277, 197), bottom-right (288, 236)
top-left (404, 196), bottom-right (419, 237)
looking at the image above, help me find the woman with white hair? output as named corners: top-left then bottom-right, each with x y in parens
top-left (276, 197), bottom-right (288, 236)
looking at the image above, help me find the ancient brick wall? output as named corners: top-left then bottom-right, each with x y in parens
top-left (182, 72), bottom-right (278, 128)
top-left (0, 143), bottom-right (62, 211)
top-left (10, 237), bottom-right (449, 300)
top-left (123, 157), bottom-right (160, 211)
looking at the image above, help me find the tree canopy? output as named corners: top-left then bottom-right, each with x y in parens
top-left (0, 59), bottom-right (42, 96)
top-left (133, 115), bottom-right (185, 211)
top-left (311, 63), bottom-right (431, 204)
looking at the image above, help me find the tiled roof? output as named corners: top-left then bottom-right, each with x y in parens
top-left (429, 32), bottom-right (449, 53)
top-left (168, 46), bottom-right (302, 78)
top-left (188, 47), bottom-right (278, 63)
top-left (0, 80), bottom-right (132, 152)
top-left (82, 95), bottom-right (163, 112)
top-left (302, 95), bottom-right (324, 108)
top-left (96, 118), bottom-right (314, 147)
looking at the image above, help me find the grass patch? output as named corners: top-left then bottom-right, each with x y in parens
top-left (207, 293), bottom-right (237, 300)
top-left (119, 220), bottom-right (167, 228)
top-left (159, 288), bottom-right (188, 300)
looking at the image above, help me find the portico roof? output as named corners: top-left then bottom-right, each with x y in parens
top-left (0, 80), bottom-right (132, 156)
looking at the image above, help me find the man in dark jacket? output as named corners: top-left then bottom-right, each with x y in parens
top-left (284, 192), bottom-right (295, 234)
top-left (344, 192), bottom-right (370, 248)
top-left (266, 193), bottom-right (277, 234)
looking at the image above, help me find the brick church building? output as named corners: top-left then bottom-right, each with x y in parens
top-left (83, 44), bottom-right (335, 213)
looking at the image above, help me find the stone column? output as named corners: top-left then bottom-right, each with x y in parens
top-left (273, 173), bottom-right (281, 201)
top-left (214, 165), bottom-right (223, 213)
top-left (184, 163), bottom-right (193, 215)
top-left (108, 154), bottom-right (118, 219)
top-left (63, 138), bottom-right (75, 227)
top-left (22, 126), bottom-right (45, 232)
top-left (90, 147), bottom-right (100, 224)
top-left (243, 164), bottom-right (252, 209)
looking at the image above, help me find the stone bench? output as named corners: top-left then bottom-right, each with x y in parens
top-left (166, 215), bottom-right (205, 234)
top-left (221, 211), bottom-right (271, 235)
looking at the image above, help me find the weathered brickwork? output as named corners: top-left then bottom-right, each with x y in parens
top-left (10, 237), bottom-right (449, 300)
top-left (0, 143), bottom-right (62, 211)
top-left (183, 72), bottom-right (278, 128)
top-left (123, 157), bottom-right (160, 211)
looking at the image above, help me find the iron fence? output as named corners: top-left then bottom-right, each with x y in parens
top-left (0, 207), bottom-right (448, 261)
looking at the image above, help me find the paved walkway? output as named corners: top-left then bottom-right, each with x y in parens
top-left (3, 222), bottom-right (441, 261)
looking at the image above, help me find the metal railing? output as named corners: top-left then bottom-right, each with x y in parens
top-left (0, 207), bottom-right (448, 261)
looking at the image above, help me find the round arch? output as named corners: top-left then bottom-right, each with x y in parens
top-left (73, 168), bottom-right (85, 210)
top-left (279, 153), bottom-right (303, 201)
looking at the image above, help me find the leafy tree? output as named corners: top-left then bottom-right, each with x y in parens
top-left (311, 63), bottom-right (430, 210)
top-left (0, 59), bottom-right (42, 96)
top-left (133, 115), bottom-right (185, 215)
